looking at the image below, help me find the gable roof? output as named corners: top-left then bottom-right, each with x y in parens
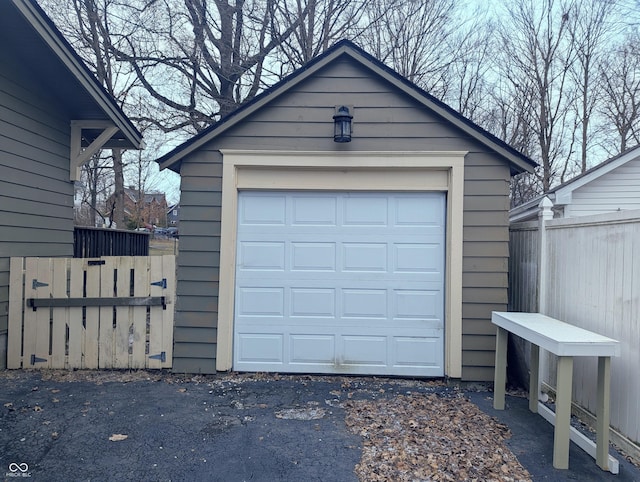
top-left (0, 0), bottom-right (142, 149)
top-left (156, 40), bottom-right (537, 173)
top-left (509, 144), bottom-right (640, 222)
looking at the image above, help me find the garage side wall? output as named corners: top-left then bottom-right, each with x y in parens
top-left (461, 154), bottom-right (510, 381)
top-left (173, 151), bottom-right (223, 373)
top-left (174, 58), bottom-right (510, 379)
top-left (0, 46), bottom-right (74, 369)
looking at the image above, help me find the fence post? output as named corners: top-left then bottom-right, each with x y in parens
top-left (537, 196), bottom-right (554, 402)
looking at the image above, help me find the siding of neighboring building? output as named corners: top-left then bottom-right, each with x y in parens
top-left (0, 43), bottom-right (74, 367)
top-left (566, 157), bottom-right (640, 217)
top-left (174, 58), bottom-right (511, 380)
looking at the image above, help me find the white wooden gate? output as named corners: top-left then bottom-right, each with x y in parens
top-left (7, 256), bottom-right (175, 370)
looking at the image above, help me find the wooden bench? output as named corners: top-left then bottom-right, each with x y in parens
top-left (492, 311), bottom-right (621, 473)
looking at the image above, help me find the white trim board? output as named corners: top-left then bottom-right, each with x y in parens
top-left (216, 150), bottom-right (466, 378)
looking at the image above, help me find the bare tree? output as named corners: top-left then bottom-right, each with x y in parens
top-left (496, 0), bottom-right (577, 192)
top-left (358, 0), bottom-right (461, 98)
top-left (599, 34), bottom-right (640, 153)
top-left (105, 0), bottom-right (309, 133)
top-left (568, 0), bottom-right (621, 173)
top-left (74, 153), bottom-right (114, 226)
top-left (273, 0), bottom-right (370, 71)
top-left (444, 9), bottom-right (495, 122)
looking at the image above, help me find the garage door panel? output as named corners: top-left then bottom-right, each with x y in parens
top-left (342, 288), bottom-right (388, 319)
top-left (342, 243), bottom-right (387, 271)
top-left (291, 195), bottom-right (337, 225)
top-left (343, 196), bottom-right (388, 225)
top-left (394, 243), bottom-right (443, 273)
top-left (290, 335), bottom-right (335, 364)
top-left (234, 191), bottom-right (445, 376)
top-left (236, 334), bottom-right (284, 363)
top-left (240, 194), bottom-right (286, 225)
top-left (291, 242), bottom-right (336, 271)
top-left (394, 195), bottom-right (445, 227)
top-left (290, 288), bottom-right (336, 317)
top-left (341, 336), bottom-right (387, 365)
top-left (393, 337), bottom-right (443, 367)
top-left (236, 287), bottom-right (284, 317)
top-left (238, 242), bottom-right (285, 271)
top-left (393, 290), bottom-right (442, 320)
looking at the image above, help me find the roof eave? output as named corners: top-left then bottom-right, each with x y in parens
top-left (14, 0), bottom-right (143, 149)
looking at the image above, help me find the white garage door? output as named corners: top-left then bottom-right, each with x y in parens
top-left (233, 191), bottom-right (445, 376)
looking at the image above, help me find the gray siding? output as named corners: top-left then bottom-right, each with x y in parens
top-left (0, 44), bottom-right (74, 367)
top-left (175, 58), bottom-right (511, 379)
top-left (173, 152), bottom-right (222, 373)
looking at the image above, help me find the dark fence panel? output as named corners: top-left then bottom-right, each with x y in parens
top-left (74, 227), bottom-right (150, 258)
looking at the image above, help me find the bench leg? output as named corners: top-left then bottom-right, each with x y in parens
top-left (493, 327), bottom-right (508, 410)
top-left (529, 344), bottom-right (540, 413)
top-left (554, 356), bottom-right (573, 469)
top-left (596, 356), bottom-right (612, 471)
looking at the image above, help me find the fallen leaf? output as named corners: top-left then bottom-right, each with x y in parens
top-left (34, 406), bottom-right (43, 412)
top-left (51, 389), bottom-right (60, 394)
top-left (51, 432), bottom-right (58, 439)
top-left (109, 434), bottom-right (128, 442)
top-left (3, 402), bottom-right (12, 408)
top-left (52, 398), bottom-right (59, 403)
top-left (178, 388), bottom-right (187, 393)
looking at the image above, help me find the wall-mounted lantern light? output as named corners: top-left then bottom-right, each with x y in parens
top-left (333, 105), bottom-right (353, 143)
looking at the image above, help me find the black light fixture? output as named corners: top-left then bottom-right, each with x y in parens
top-left (333, 105), bottom-right (353, 143)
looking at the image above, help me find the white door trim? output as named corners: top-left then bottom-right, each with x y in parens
top-left (217, 150), bottom-right (466, 378)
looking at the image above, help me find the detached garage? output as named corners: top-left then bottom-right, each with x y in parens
top-left (156, 40), bottom-right (536, 380)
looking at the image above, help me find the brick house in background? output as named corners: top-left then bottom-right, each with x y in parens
top-left (106, 186), bottom-right (168, 229)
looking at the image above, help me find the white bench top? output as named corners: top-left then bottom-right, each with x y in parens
top-left (492, 312), bottom-right (621, 357)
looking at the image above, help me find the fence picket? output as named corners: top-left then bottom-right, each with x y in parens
top-left (114, 256), bottom-right (133, 369)
top-left (131, 257), bottom-right (148, 368)
top-left (84, 259), bottom-right (101, 369)
top-left (99, 257), bottom-right (116, 369)
top-left (51, 258), bottom-right (67, 368)
top-left (161, 255), bottom-right (175, 368)
top-left (68, 259), bottom-right (84, 368)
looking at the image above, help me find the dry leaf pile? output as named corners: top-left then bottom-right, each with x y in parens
top-left (345, 393), bottom-right (532, 482)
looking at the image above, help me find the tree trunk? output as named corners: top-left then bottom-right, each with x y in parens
top-left (112, 149), bottom-right (125, 229)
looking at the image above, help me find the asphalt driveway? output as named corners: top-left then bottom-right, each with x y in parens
top-left (0, 371), bottom-right (638, 481)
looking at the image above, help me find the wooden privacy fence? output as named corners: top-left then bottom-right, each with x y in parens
top-left (74, 227), bottom-right (150, 257)
top-left (510, 205), bottom-right (640, 452)
top-left (7, 256), bottom-right (174, 370)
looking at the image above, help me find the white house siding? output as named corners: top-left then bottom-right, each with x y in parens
top-left (0, 44), bottom-right (74, 368)
top-left (566, 158), bottom-right (640, 217)
top-left (174, 58), bottom-right (513, 380)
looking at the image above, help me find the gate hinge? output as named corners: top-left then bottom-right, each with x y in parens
top-left (30, 354), bottom-right (47, 365)
top-left (151, 278), bottom-right (167, 289)
top-left (32, 279), bottom-right (49, 289)
top-left (149, 351), bottom-right (166, 362)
